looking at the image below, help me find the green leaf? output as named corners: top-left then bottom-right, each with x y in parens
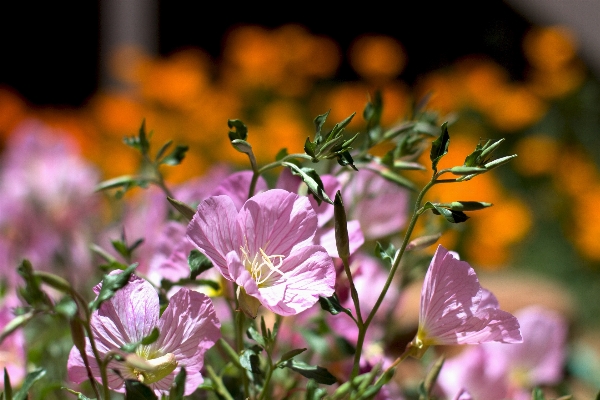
top-left (160, 144), bottom-right (189, 166)
top-left (335, 151), bottom-right (357, 171)
top-left (363, 91), bottom-right (382, 128)
top-left (304, 137), bottom-right (318, 161)
top-left (125, 380), bottom-right (158, 400)
top-left (231, 139), bottom-right (253, 154)
top-left (375, 242), bottom-right (396, 266)
top-left (62, 388), bottom-right (94, 400)
top-left (423, 356), bottom-right (445, 396)
top-left (4, 368), bottom-right (12, 400)
top-left (167, 197), bottom-right (196, 221)
top-left (94, 175), bottom-right (137, 192)
top-left (283, 163), bottom-right (333, 205)
top-left (188, 250), bottom-right (213, 280)
top-left (89, 263), bottom-right (138, 311)
top-left (281, 360), bottom-right (337, 385)
top-left (313, 110), bottom-right (330, 143)
top-left (169, 367), bottom-right (186, 400)
top-left (326, 112), bottom-right (356, 143)
top-left (448, 166), bottom-right (487, 175)
top-left (246, 325), bottom-right (266, 347)
top-left (368, 166), bottom-right (416, 191)
top-left (278, 348), bottom-right (307, 365)
top-left (305, 379), bottom-right (328, 400)
top-left (275, 148), bottom-right (289, 161)
top-left (17, 260), bottom-right (53, 309)
top-left (318, 294), bottom-right (352, 317)
top-left (228, 119), bottom-right (248, 141)
top-left (13, 369), bottom-right (46, 400)
top-left (154, 140), bottom-right (173, 162)
top-left (1, 311), bottom-right (34, 345)
top-left (424, 202), bottom-right (469, 224)
top-left (531, 388), bottom-right (545, 400)
top-left (483, 154), bottom-right (517, 170)
top-left (239, 345), bottom-right (263, 374)
top-left (357, 368), bottom-right (395, 400)
top-left (430, 122), bottom-right (450, 173)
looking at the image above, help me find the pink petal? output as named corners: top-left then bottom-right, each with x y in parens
top-left (226, 251), bottom-right (260, 297)
top-left (156, 288), bottom-right (221, 395)
top-left (259, 245), bottom-right (335, 316)
top-left (187, 195), bottom-right (239, 279)
top-left (419, 245), bottom-right (521, 345)
top-left (420, 246), bottom-right (481, 340)
top-left (237, 189), bottom-right (317, 257)
top-left (210, 171), bottom-right (268, 211)
top-left (92, 274), bottom-right (160, 345)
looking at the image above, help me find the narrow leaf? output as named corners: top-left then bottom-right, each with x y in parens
top-left (318, 294), bottom-right (352, 317)
top-left (281, 360), bottom-right (337, 385)
top-left (169, 367), bottom-right (186, 400)
top-left (430, 122), bottom-right (450, 173)
top-left (13, 369), bottom-right (46, 400)
top-left (160, 144), bottom-right (189, 166)
top-left (188, 250), bottom-right (213, 280)
top-left (278, 348), bottom-right (307, 364)
top-left (167, 197), bottom-right (196, 222)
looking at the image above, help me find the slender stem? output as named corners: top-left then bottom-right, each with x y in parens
top-left (206, 365), bottom-right (235, 400)
top-left (365, 176), bottom-right (437, 328)
top-left (350, 174), bottom-right (439, 380)
top-left (343, 254), bottom-right (364, 380)
top-left (258, 355), bottom-right (274, 400)
top-left (234, 306), bottom-right (250, 399)
top-left (257, 154), bottom-right (313, 174)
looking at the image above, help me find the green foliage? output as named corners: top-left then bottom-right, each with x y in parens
top-left (430, 122), bottom-right (450, 174)
top-left (169, 367), bottom-right (186, 400)
top-left (89, 263), bottom-right (137, 311)
top-left (304, 111), bottom-right (358, 169)
top-left (283, 162), bottom-right (332, 205)
top-left (188, 250), bottom-right (213, 280)
top-left (124, 380), bottom-right (158, 400)
top-left (318, 293), bottom-right (352, 317)
top-left (418, 356), bottom-right (444, 400)
top-left (279, 359), bottom-right (337, 385)
top-left (227, 119), bottom-right (248, 141)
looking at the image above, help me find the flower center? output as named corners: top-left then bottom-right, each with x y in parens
top-left (241, 247), bottom-right (285, 287)
top-left (131, 352), bottom-right (178, 384)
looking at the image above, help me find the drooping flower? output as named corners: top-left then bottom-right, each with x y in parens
top-left (437, 305), bottom-right (567, 399)
top-left (411, 245), bottom-right (521, 355)
top-left (67, 273), bottom-right (220, 396)
top-left (186, 189), bottom-right (336, 317)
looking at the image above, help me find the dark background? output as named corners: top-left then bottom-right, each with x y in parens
top-left (0, 1), bottom-right (530, 106)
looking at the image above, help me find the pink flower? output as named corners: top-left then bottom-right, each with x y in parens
top-left (0, 293), bottom-right (26, 389)
top-left (186, 189), bottom-right (336, 317)
top-left (412, 245), bottom-right (521, 353)
top-left (67, 274), bottom-right (220, 396)
top-left (437, 306), bottom-right (566, 399)
top-left (340, 168), bottom-right (410, 239)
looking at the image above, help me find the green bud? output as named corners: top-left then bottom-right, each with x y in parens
top-left (333, 191), bottom-right (350, 260)
top-left (231, 139), bottom-right (252, 154)
top-left (484, 154), bottom-right (517, 170)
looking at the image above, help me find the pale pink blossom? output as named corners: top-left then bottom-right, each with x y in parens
top-left (187, 189), bottom-right (336, 316)
top-left (0, 293), bottom-right (26, 389)
top-left (0, 120), bottom-right (101, 287)
top-left (340, 168), bottom-right (409, 239)
top-left (67, 274), bottom-right (220, 396)
top-left (413, 245), bottom-right (521, 352)
top-left (437, 306), bottom-right (567, 399)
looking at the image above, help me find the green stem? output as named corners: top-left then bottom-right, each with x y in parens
top-left (257, 153), bottom-right (313, 174)
top-left (234, 305), bottom-right (250, 399)
top-left (206, 365), bottom-right (235, 400)
top-left (350, 175), bottom-right (439, 380)
top-left (343, 254), bottom-right (364, 380)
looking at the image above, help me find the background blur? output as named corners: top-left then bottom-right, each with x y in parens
top-left (3, 0), bottom-right (600, 391)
